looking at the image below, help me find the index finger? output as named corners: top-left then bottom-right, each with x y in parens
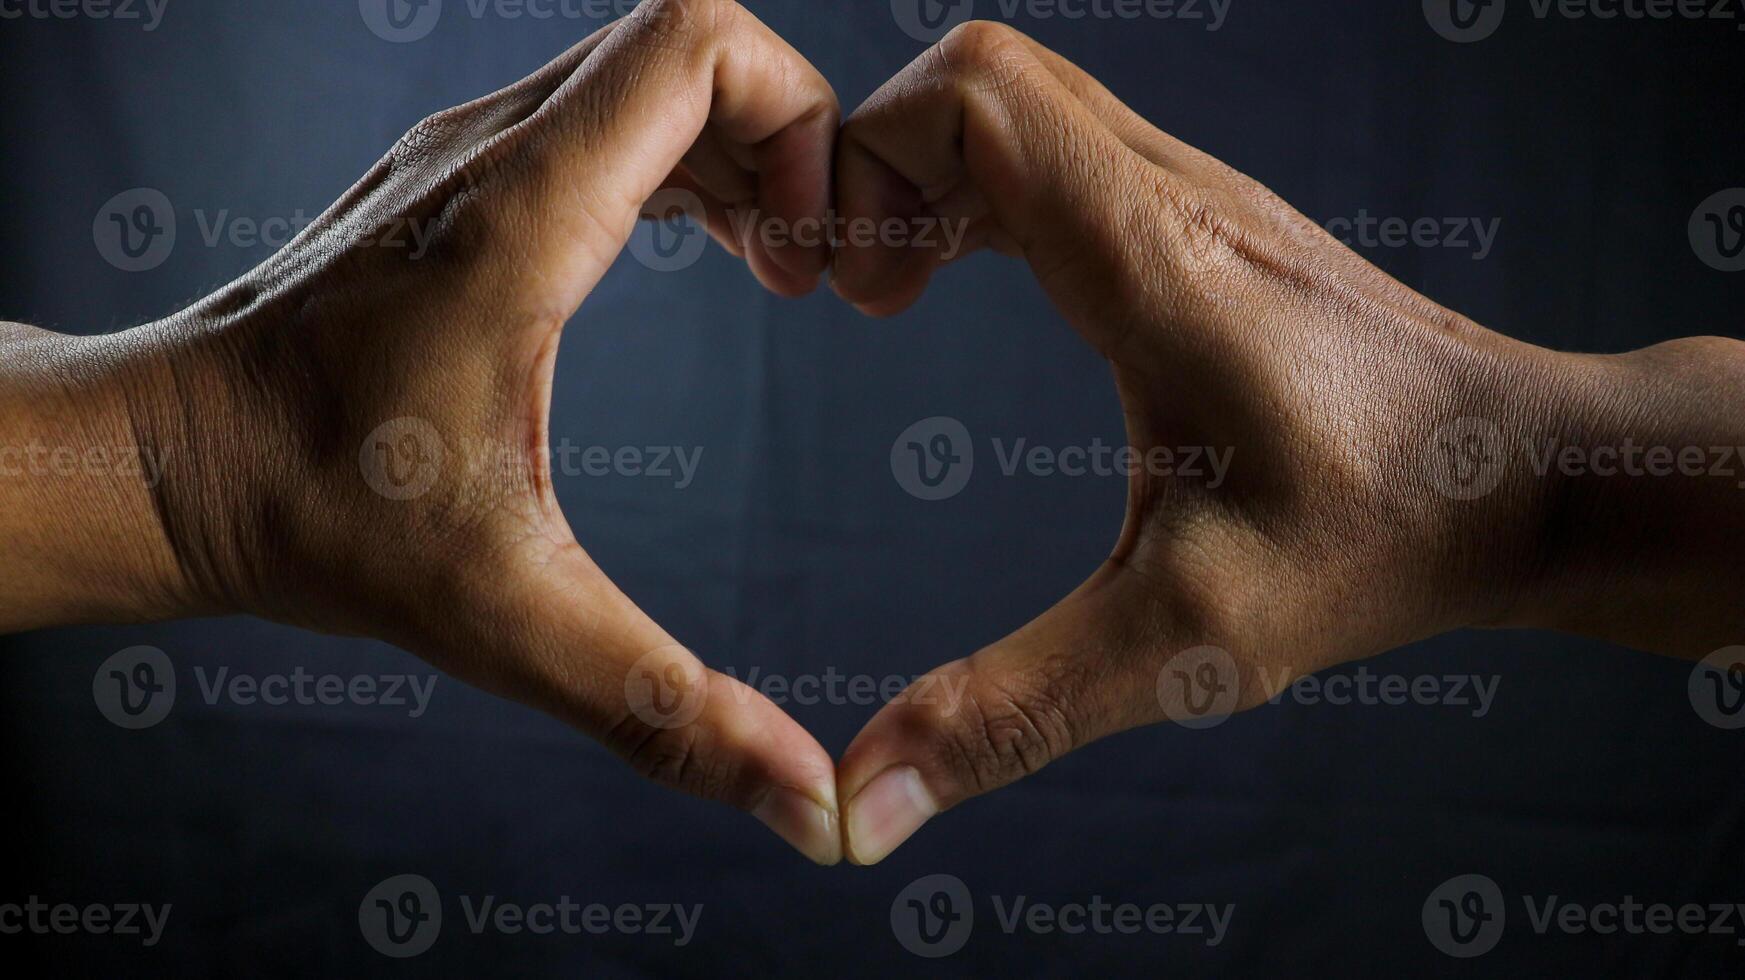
top-left (504, 0), bottom-right (839, 308)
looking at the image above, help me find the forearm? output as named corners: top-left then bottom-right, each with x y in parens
top-left (0, 321), bottom-right (197, 632)
top-left (1503, 336), bottom-right (1745, 657)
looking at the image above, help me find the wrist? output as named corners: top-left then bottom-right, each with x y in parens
top-left (1484, 337), bottom-right (1745, 653)
top-left (0, 322), bottom-right (210, 630)
top-left (1439, 343), bottom-right (1609, 632)
top-left (1386, 325), bottom-right (1602, 643)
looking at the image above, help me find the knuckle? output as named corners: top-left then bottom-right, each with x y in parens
top-left (1646, 335), bottom-right (1745, 367)
top-left (1161, 178), bottom-right (1232, 253)
top-left (610, 714), bottom-right (738, 802)
top-left (630, 0), bottom-right (738, 49)
top-left (1144, 170), bottom-right (1256, 280)
top-left (938, 20), bottom-right (1027, 70)
top-left (428, 168), bottom-right (499, 242)
top-left (934, 22), bottom-right (1047, 127)
top-left (937, 672), bottom-right (1079, 795)
top-left (383, 116), bottom-right (513, 260)
top-left (393, 105), bottom-right (481, 167)
top-left (382, 162), bottom-right (502, 274)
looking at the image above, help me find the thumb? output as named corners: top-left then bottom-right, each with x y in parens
top-left (835, 565), bottom-right (1214, 865)
top-left (422, 543), bottom-right (843, 864)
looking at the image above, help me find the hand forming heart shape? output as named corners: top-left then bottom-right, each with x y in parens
top-left (82, 0), bottom-right (1737, 868)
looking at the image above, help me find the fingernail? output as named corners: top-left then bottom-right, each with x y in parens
top-left (753, 787), bottom-right (842, 866)
top-left (844, 766), bottom-right (938, 866)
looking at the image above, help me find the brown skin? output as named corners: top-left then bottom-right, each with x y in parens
top-left (1, 11), bottom-right (1741, 867)
top-left (828, 22), bottom-right (1745, 863)
top-left (0, 0), bottom-right (848, 865)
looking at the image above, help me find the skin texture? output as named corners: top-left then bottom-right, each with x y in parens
top-left (1, 11), bottom-right (1742, 866)
top-left (827, 22), bottom-right (1745, 863)
top-left (1, 0), bottom-right (847, 865)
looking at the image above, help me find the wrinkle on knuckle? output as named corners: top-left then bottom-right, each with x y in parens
top-left (366, 121), bottom-right (520, 274)
top-left (393, 114), bottom-right (458, 167)
top-left (627, 0), bottom-right (734, 57)
top-left (612, 715), bottom-right (731, 799)
top-left (391, 103), bottom-right (494, 173)
top-left (1156, 177), bottom-right (1240, 274)
top-left (1148, 169), bottom-right (1326, 307)
top-left (946, 47), bottom-right (1037, 111)
top-left (940, 675), bottom-right (1078, 794)
top-left (939, 20), bottom-right (1027, 75)
top-left (411, 166), bottom-right (500, 262)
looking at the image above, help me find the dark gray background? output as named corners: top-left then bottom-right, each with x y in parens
top-left (2, 0), bottom-right (1742, 975)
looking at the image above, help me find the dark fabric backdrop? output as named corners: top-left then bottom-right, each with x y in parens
top-left (2, 0), bottom-right (1741, 975)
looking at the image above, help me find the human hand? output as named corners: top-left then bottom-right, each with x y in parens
top-left (16, 0), bottom-right (846, 863)
top-left (9, 11), bottom-right (1740, 872)
top-left (828, 22), bottom-right (1745, 864)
